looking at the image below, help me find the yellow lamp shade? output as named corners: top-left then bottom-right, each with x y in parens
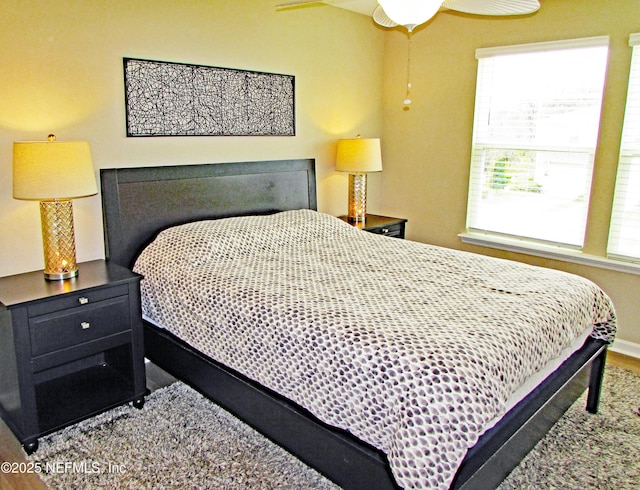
top-left (335, 138), bottom-right (382, 173)
top-left (13, 140), bottom-right (97, 200)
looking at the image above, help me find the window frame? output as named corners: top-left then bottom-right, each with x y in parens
top-left (464, 36), bottom-right (610, 249)
top-left (607, 33), bottom-right (640, 263)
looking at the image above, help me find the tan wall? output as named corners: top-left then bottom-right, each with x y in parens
top-left (0, 0), bottom-right (384, 276)
top-left (379, 0), bottom-right (640, 345)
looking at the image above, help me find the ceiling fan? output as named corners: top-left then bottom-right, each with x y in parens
top-left (276, 0), bottom-right (540, 32)
top-left (276, 0), bottom-right (540, 106)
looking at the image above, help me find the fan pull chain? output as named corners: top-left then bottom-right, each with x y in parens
top-left (404, 32), bottom-right (413, 106)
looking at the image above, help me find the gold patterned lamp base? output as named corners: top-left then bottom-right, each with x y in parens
top-left (347, 173), bottom-right (368, 223)
top-left (40, 200), bottom-right (78, 280)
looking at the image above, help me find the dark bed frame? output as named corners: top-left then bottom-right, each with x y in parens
top-left (100, 159), bottom-right (608, 490)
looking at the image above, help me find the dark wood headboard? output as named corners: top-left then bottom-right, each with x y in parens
top-left (101, 159), bottom-right (317, 269)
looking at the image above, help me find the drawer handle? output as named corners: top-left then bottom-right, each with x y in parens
top-left (81, 322), bottom-right (91, 330)
top-left (382, 228), bottom-right (390, 234)
top-left (79, 297), bottom-right (89, 305)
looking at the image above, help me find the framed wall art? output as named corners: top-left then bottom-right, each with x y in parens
top-left (123, 58), bottom-right (295, 137)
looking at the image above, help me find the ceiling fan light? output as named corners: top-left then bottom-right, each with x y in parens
top-left (378, 0), bottom-right (443, 30)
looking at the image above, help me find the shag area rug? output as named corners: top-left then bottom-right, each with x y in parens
top-left (498, 364), bottom-right (640, 490)
top-left (30, 366), bottom-right (639, 489)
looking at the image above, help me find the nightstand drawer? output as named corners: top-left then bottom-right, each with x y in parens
top-left (368, 223), bottom-right (403, 237)
top-left (338, 214), bottom-right (407, 239)
top-left (29, 296), bottom-right (130, 357)
top-left (27, 284), bottom-right (129, 317)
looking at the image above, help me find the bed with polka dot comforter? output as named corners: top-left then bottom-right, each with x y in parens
top-left (134, 209), bottom-right (616, 489)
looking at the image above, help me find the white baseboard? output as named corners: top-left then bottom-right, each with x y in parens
top-left (609, 338), bottom-right (640, 360)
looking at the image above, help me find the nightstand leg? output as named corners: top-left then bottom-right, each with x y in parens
top-left (132, 397), bottom-right (145, 409)
top-left (23, 439), bottom-right (38, 455)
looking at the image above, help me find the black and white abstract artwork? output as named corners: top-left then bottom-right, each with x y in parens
top-left (123, 58), bottom-right (295, 137)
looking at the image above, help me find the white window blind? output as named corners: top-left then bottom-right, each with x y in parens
top-left (608, 34), bottom-right (640, 262)
top-left (466, 37), bottom-right (609, 247)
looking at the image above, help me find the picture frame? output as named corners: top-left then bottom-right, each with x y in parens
top-left (123, 58), bottom-right (295, 137)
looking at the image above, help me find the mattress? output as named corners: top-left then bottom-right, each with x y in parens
top-left (134, 210), bottom-right (616, 489)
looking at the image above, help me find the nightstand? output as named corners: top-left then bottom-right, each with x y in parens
top-left (0, 259), bottom-right (146, 454)
top-left (339, 214), bottom-right (407, 239)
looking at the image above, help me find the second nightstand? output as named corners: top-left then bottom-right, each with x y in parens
top-left (339, 214), bottom-right (407, 239)
top-left (0, 259), bottom-right (147, 454)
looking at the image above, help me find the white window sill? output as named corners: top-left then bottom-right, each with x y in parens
top-left (459, 232), bottom-right (640, 276)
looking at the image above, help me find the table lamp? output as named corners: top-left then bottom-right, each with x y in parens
top-left (336, 137), bottom-right (382, 222)
top-left (13, 135), bottom-right (97, 280)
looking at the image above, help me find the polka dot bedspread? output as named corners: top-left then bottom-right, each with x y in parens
top-left (134, 210), bottom-right (616, 489)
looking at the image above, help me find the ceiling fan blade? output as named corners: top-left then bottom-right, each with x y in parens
top-left (442, 0), bottom-right (540, 16)
top-left (373, 5), bottom-right (398, 28)
top-left (275, 0), bottom-right (326, 10)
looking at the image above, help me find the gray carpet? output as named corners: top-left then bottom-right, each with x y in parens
top-left (498, 365), bottom-right (640, 490)
top-left (30, 366), bottom-right (639, 489)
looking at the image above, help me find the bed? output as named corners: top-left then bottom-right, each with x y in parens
top-left (100, 158), bottom-right (616, 489)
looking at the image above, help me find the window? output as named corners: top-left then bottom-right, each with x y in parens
top-left (608, 34), bottom-right (640, 262)
top-left (466, 37), bottom-right (609, 248)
